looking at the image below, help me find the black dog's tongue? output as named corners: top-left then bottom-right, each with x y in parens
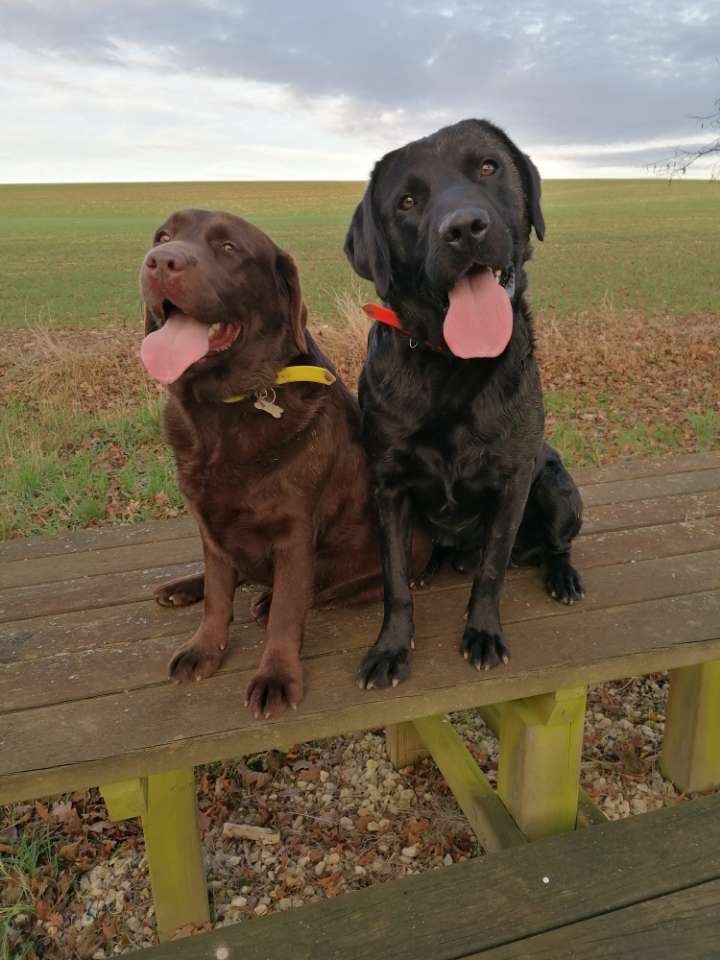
top-left (443, 268), bottom-right (513, 358)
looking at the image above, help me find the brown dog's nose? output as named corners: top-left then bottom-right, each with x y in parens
top-left (439, 208), bottom-right (490, 252)
top-left (144, 244), bottom-right (194, 275)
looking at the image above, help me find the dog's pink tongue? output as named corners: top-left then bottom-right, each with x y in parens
top-left (140, 314), bottom-right (209, 385)
top-left (443, 268), bottom-right (513, 359)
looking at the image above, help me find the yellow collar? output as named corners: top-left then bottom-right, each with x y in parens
top-left (222, 364), bottom-right (336, 404)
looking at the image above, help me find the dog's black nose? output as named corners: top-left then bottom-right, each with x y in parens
top-left (145, 244), bottom-right (192, 274)
top-left (439, 208), bottom-right (490, 251)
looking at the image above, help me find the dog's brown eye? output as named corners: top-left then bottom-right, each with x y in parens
top-left (399, 194), bottom-right (416, 211)
top-left (157, 232), bottom-right (170, 243)
top-left (222, 242), bottom-right (235, 253)
top-left (480, 160), bottom-right (498, 177)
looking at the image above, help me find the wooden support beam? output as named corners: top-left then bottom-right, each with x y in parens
top-left (477, 702), bottom-right (607, 830)
top-left (495, 687), bottom-right (587, 841)
top-left (102, 768), bottom-right (209, 940)
top-left (412, 715), bottom-right (527, 851)
top-left (661, 660), bottom-right (720, 793)
top-left (101, 776), bottom-right (147, 821)
top-left (386, 721), bottom-right (429, 768)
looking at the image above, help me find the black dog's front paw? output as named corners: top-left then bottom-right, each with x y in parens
top-left (460, 625), bottom-right (509, 671)
top-left (545, 558), bottom-right (584, 605)
top-left (357, 639), bottom-right (412, 690)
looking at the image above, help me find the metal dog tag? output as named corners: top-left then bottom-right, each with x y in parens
top-left (253, 389), bottom-right (284, 419)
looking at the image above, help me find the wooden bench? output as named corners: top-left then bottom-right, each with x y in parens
top-left (1, 451), bottom-right (719, 947)
top-left (136, 793), bottom-right (720, 959)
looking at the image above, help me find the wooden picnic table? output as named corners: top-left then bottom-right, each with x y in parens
top-left (1, 450), bottom-right (719, 944)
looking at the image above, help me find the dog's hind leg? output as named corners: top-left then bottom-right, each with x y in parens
top-left (155, 569), bottom-right (247, 607)
top-left (154, 572), bottom-right (206, 607)
top-left (516, 444), bottom-right (584, 604)
top-left (410, 543), bottom-right (448, 589)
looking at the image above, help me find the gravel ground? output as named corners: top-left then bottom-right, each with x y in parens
top-left (4, 671), bottom-right (713, 959)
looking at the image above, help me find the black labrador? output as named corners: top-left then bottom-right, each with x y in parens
top-left (344, 118), bottom-right (584, 689)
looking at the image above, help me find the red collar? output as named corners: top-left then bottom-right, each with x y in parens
top-left (362, 303), bottom-right (444, 353)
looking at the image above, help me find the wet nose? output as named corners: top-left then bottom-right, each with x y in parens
top-left (144, 244), bottom-right (192, 275)
top-left (439, 208), bottom-right (490, 252)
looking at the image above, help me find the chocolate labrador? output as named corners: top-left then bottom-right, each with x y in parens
top-left (140, 209), bottom-right (397, 718)
top-left (344, 119), bottom-right (584, 689)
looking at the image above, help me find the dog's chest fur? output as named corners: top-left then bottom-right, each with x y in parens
top-left (361, 329), bottom-right (544, 546)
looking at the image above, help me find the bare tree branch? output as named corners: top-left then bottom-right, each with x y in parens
top-left (653, 96), bottom-right (720, 178)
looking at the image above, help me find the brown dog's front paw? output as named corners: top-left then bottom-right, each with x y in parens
top-left (168, 637), bottom-right (225, 683)
top-left (245, 663), bottom-right (303, 720)
top-left (155, 574), bottom-right (205, 608)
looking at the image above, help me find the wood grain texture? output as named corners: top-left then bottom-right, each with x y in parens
top-left (3, 545), bottom-right (719, 713)
top-left (385, 721), bottom-right (428, 768)
top-left (130, 794), bottom-right (720, 959)
top-left (496, 688), bottom-right (586, 840)
top-left (5, 512), bottom-right (718, 625)
top-left (3, 590), bottom-right (719, 804)
top-left (476, 879), bottom-right (720, 959)
top-left (570, 451), bottom-right (720, 485)
top-left (0, 517), bottom-right (194, 564)
top-left (141, 768), bottom-right (210, 940)
top-left (661, 660), bottom-right (720, 793)
top-left (580, 468), bottom-right (720, 507)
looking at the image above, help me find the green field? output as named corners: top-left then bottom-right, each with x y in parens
top-left (1, 179), bottom-right (718, 540)
top-left (1, 179), bottom-right (719, 328)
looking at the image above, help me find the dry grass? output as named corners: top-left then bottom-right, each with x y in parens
top-left (0, 300), bottom-right (717, 539)
top-left (0, 323), bottom-right (157, 414)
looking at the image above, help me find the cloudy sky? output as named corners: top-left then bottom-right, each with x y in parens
top-left (1, 0), bottom-right (718, 182)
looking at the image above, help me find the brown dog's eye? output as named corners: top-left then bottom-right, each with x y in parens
top-left (399, 194), bottom-right (416, 211)
top-left (480, 160), bottom-right (498, 177)
top-left (222, 242), bottom-right (235, 253)
top-left (157, 231), bottom-right (170, 243)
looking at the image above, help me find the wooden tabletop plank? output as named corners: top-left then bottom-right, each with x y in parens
top-left (476, 879), bottom-right (720, 959)
top-left (3, 548), bottom-right (719, 712)
top-left (583, 489), bottom-right (720, 535)
top-left (0, 517), bottom-right (194, 564)
top-left (0, 535), bottom-right (201, 591)
top-left (133, 795), bottom-right (720, 960)
top-left (3, 514), bottom-right (718, 625)
top-left (570, 451), bottom-right (720, 485)
top-left (581, 467), bottom-right (720, 507)
top-left (0, 484), bottom-right (717, 591)
top-left (2, 589), bottom-right (718, 803)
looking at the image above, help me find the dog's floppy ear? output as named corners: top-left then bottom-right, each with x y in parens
top-left (344, 163), bottom-right (393, 299)
top-left (518, 151), bottom-right (545, 242)
top-left (275, 249), bottom-right (308, 354)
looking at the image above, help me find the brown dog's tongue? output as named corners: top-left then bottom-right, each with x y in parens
top-left (443, 268), bottom-right (513, 359)
top-left (140, 314), bottom-right (209, 385)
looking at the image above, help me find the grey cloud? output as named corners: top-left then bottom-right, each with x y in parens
top-left (2, 0), bottom-right (719, 150)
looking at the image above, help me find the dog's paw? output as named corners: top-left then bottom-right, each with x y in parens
top-left (357, 644), bottom-right (412, 690)
top-left (155, 574), bottom-right (205, 608)
top-left (545, 560), bottom-right (584, 605)
top-left (245, 666), bottom-right (303, 720)
top-left (168, 637), bottom-right (225, 683)
top-left (250, 590), bottom-right (272, 627)
top-left (410, 570), bottom-right (436, 590)
top-left (460, 625), bottom-right (509, 671)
